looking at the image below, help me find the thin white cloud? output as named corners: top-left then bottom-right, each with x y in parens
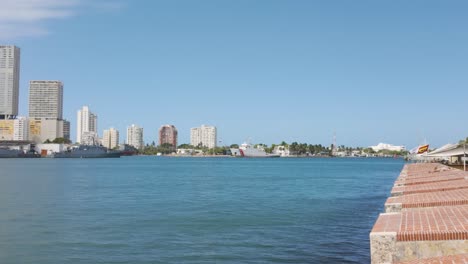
top-left (0, 0), bottom-right (124, 40)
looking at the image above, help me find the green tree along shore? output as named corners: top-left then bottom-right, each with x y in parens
top-left (137, 141), bottom-right (409, 157)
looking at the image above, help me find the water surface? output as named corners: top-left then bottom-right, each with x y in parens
top-left (0, 157), bottom-right (404, 263)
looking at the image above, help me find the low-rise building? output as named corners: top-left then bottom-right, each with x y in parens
top-left (0, 119), bottom-right (14, 140)
top-left (273, 145), bottom-right (290, 157)
top-left (29, 118), bottom-right (64, 143)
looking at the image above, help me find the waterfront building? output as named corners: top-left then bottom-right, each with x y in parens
top-left (0, 120), bottom-right (14, 140)
top-left (370, 143), bottom-right (406, 152)
top-left (0, 45), bottom-right (20, 119)
top-left (29, 118), bottom-right (65, 143)
top-left (103, 128), bottom-right (119, 149)
top-left (62, 119), bottom-right (70, 140)
top-left (27, 80), bottom-right (66, 143)
top-left (190, 125), bottom-right (217, 148)
top-left (127, 124), bottom-right (143, 150)
top-left (29, 81), bottom-right (63, 119)
top-left (159, 125), bottom-right (177, 147)
top-left (13, 117), bottom-right (29, 141)
top-left (77, 106), bottom-right (98, 144)
top-left (273, 145), bottom-right (290, 157)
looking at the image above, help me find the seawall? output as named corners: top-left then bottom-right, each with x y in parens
top-left (369, 163), bottom-right (468, 264)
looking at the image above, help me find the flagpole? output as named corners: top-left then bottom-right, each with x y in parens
top-left (464, 142), bottom-right (466, 171)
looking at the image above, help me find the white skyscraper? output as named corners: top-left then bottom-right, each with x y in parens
top-left (29, 81), bottom-right (63, 119)
top-left (77, 106), bottom-right (98, 144)
top-left (0, 45), bottom-right (20, 119)
top-left (127, 124), bottom-right (143, 150)
top-left (190, 125), bottom-right (217, 149)
top-left (102, 128), bottom-right (119, 149)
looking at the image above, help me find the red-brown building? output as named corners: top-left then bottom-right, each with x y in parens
top-left (158, 124), bottom-right (178, 148)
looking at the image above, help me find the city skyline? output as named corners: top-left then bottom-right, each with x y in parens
top-left (2, 1), bottom-right (468, 148)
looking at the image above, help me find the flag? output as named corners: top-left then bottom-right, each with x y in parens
top-left (417, 144), bottom-right (429, 154)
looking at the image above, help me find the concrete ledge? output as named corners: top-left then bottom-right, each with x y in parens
top-left (394, 253), bottom-right (468, 264)
top-left (393, 241), bottom-right (468, 263)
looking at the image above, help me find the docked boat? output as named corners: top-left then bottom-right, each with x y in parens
top-left (51, 145), bottom-right (121, 158)
top-left (0, 147), bottom-right (41, 158)
top-left (0, 148), bottom-right (23, 158)
top-left (230, 142), bottom-right (280, 158)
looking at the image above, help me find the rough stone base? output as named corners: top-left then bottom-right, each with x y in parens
top-left (393, 240), bottom-right (468, 263)
top-left (370, 232), bottom-right (397, 264)
top-left (385, 203), bottom-right (402, 213)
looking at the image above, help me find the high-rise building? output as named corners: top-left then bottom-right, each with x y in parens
top-left (13, 117), bottom-right (29, 141)
top-left (77, 106), bottom-right (98, 144)
top-left (27, 80), bottom-right (66, 143)
top-left (127, 124), bottom-right (143, 150)
top-left (0, 45), bottom-right (20, 119)
top-left (62, 119), bottom-right (70, 141)
top-left (29, 81), bottom-right (63, 119)
top-left (159, 125), bottom-right (178, 147)
top-left (190, 125), bottom-right (217, 148)
top-left (102, 128), bottom-right (119, 149)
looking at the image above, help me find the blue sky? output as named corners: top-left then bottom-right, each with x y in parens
top-left (1, 0), bottom-right (468, 148)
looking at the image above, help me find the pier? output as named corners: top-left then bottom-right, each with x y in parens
top-left (370, 163), bottom-right (468, 263)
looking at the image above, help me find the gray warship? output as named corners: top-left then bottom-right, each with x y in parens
top-left (51, 145), bottom-right (121, 158)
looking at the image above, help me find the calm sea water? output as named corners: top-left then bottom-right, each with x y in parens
top-left (0, 157), bottom-right (403, 264)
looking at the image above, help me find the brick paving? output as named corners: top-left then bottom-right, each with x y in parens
top-left (395, 171), bottom-right (467, 186)
top-left (371, 163), bottom-right (468, 263)
top-left (391, 179), bottom-right (468, 196)
top-left (371, 205), bottom-right (468, 241)
top-left (386, 189), bottom-right (468, 209)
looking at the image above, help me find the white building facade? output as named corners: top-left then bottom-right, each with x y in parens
top-left (77, 106), bottom-right (98, 144)
top-left (13, 117), bottom-right (29, 140)
top-left (370, 143), bottom-right (406, 152)
top-left (0, 45), bottom-right (20, 119)
top-left (127, 124), bottom-right (143, 149)
top-left (190, 125), bottom-right (217, 149)
top-left (103, 128), bottom-right (119, 149)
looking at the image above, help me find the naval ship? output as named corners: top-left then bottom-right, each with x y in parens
top-left (51, 145), bottom-right (121, 158)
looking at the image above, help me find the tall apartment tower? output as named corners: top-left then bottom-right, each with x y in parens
top-left (29, 81), bottom-right (63, 119)
top-left (190, 125), bottom-right (217, 149)
top-left (77, 106), bottom-right (98, 144)
top-left (127, 124), bottom-right (144, 150)
top-left (159, 125), bottom-right (178, 147)
top-left (28, 80), bottom-right (66, 143)
top-left (0, 45), bottom-right (20, 119)
top-left (103, 128), bottom-right (119, 149)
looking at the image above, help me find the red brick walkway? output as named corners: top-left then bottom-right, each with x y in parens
top-left (370, 163), bottom-right (468, 263)
top-left (371, 205), bottom-right (468, 241)
top-left (387, 189), bottom-right (468, 209)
